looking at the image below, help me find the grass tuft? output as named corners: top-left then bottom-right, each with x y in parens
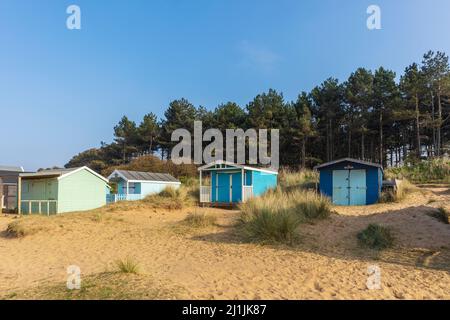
top-left (183, 210), bottom-right (217, 228)
top-left (238, 209), bottom-right (301, 245)
top-left (5, 217), bottom-right (51, 238)
top-left (380, 179), bottom-right (418, 203)
top-left (238, 188), bottom-right (331, 245)
top-left (279, 168), bottom-right (318, 190)
top-left (142, 186), bottom-right (192, 210)
top-left (115, 258), bottom-right (140, 274)
top-left (357, 224), bottom-right (394, 250)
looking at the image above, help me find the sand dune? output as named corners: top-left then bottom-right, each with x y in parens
top-left (0, 185), bottom-right (449, 299)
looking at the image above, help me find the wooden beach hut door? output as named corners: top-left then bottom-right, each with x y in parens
top-left (217, 173), bottom-right (231, 203)
top-left (332, 170), bottom-right (367, 206)
top-left (349, 170), bottom-right (366, 205)
top-left (217, 172), bottom-right (242, 203)
top-left (332, 170), bottom-right (349, 205)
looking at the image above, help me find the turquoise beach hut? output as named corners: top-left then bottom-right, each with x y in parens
top-left (198, 161), bottom-right (278, 205)
top-left (314, 158), bottom-right (383, 206)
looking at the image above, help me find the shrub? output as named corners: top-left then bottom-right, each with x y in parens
top-left (357, 224), bottom-right (394, 250)
top-left (183, 210), bottom-right (217, 228)
top-left (116, 258), bottom-right (140, 274)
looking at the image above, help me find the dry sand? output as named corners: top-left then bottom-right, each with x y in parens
top-left (0, 185), bottom-right (449, 299)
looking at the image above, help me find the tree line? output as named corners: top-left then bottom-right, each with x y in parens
top-left (66, 50), bottom-right (450, 172)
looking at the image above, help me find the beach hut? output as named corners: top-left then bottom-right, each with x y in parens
top-left (107, 170), bottom-right (181, 202)
top-left (314, 158), bottom-right (383, 206)
top-left (198, 161), bottom-right (278, 205)
top-left (18, 166), bottom-right (110, 215)
top-left (0, 165), bottom-right (24, 212)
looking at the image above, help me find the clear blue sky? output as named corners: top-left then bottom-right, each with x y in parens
top-left (1, 0), bottom-right (450, 170)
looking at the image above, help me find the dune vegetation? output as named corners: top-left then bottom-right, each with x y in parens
top-left (385, 158), bottom-right (450, 184)
top-left (238, 170), bottom-right (331, 245)
top-left (357, 224), bottom-right (395, 250)
top-left (3, 272), bottom-right (184, 300)
top-left (182, 209), bottom-right (218, 228)
top-left (379, 179), bottom-right (419, 203)
top-left (141, 186), bottom-right (193, 210)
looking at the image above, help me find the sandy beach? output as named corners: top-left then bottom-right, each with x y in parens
top-left (0, 185), bottom-right (449, 300)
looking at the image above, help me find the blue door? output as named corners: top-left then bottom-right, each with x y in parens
top-left (231, 172), bottom-right (242, 202)
top-left (332, 170), bottom-right (349, 205)
top-left (349, 170), bottom-right (367, 205)
top-left (217, 173), bottom-right (231, 203)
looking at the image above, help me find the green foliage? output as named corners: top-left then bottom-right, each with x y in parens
top-left (138, 113), bottom-right (159, 153)
top-left (101, 155), bottom-right (197, 180)
top-left (357, 224), bottom-right (394, 250)
top-left (385, 158), bottom-right (450, 183)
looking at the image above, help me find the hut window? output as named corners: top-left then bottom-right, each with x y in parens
top-left (128, 182), bottom-right (136, 194)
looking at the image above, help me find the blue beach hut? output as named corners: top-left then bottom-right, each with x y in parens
top-left (107, 170), bottom-right (181, 202)
top-left (314, 158), bottom-right (383, 206)
top-left (198, 161), bottom-right (278, 205)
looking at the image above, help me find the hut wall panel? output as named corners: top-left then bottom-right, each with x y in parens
top-left (58, 169), bottom-right (107, 213)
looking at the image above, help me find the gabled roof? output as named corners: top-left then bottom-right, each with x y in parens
top-left (20, 166), bottom-right (109, 183)
top-left (198, 160), bottom-right (278, 174)
top-left (108, 170), bottom-right (181, 183)
top-left (313, 158), bottom-right (383, 170)
top-left (0, 165), bottom-right (24, 172)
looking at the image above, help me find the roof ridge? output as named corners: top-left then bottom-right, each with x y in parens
top-left (117, 169), bottom-right (174, 175)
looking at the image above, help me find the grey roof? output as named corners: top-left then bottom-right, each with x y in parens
top-left (313, 158), bottom-right (383, 170)
top-left (20, 167), bottom-right (80, 179)
top-left (0, 165), bottom-right (24, 172)
top-left (111, 170), bottom-right (180, 183)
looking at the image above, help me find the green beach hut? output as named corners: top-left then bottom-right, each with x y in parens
top-left (18, 166), bottom-right (110, 215)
